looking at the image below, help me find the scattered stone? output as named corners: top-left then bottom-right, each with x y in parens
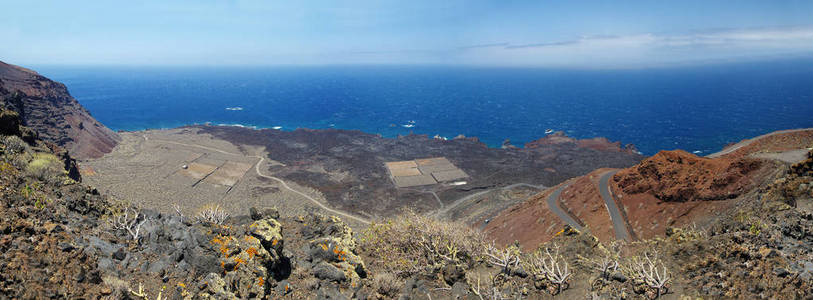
top-left (112, 248), bottom-right (126, 260)
top-left (611, 272), bottom-right (628, 283)
top-left (775, 267), bottom-right (791, 277)
top-left (313, 261), bottom-right (346, 282)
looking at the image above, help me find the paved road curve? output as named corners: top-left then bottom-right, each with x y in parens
top-left (598, 170), bottom-right (632, 241)
top-left (435, 183), bottom-right (545, 218)
top-left (545, 183), bottom-right (584, 231)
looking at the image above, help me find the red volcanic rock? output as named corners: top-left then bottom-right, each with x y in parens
top-left (524, 131), bottom-right (639, 154)
top-left (614, 150), bottom-right (762, 202)
top-left (0, 61), bottom-right (119, 159)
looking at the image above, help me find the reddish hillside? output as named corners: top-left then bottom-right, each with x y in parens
top-left (483, 183), bottom-right (567, 250)
top-left (486, 141), bottom-right (786, 248)
top-left (0, 61), bottom-right (119, 159)
top-left (615, 150), bottom-right (762, 202)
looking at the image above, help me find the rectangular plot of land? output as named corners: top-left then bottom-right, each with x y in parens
top-left (418, 163), bottom-right (458, 174)
top-left (390, 167), bottom-right (421, 177)
top-left (386, 160), bottom-right (418, 170)
top-left (178, 162), bottom-right (218, 180)
top-left (415, 157), bottom-right (451, 166)
top-left (394, 175), bottom-right (438, 188)
top-left (432, 169), bottom-right (469, 182)
top-left (204, 161), bottom-right (253, 187)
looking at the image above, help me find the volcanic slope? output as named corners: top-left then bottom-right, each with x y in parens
top-left (486, 129), bottom-right (813, 248)
top-left (0, 61), bottom-right (119, 159)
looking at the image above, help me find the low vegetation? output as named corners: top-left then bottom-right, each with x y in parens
top-left (193, 203), bottom-right (230, 224)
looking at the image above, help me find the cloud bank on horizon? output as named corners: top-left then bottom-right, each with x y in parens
top-left (2, 0), bottom-right (813, 68)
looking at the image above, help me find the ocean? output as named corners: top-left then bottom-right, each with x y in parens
top-left (36, 59), bottom-right (813, 155)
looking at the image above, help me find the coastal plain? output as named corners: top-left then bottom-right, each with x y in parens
top-left (81, 125), bottom-right (645, 226)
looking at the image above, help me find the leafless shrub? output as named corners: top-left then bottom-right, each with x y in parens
top-left (484, 242), bottom-right (521, 275)
top-left (628, 252), bottom-right (671, 299)
top-left (419, 234), bottom-right (462, 265)
top-left (129, 282), bottom-right (165, 300)
top-left (467, 273), bottom-right (505, 300)
top-left (524, 243), bottom-right (572, 295)
top-left (108, 207), bottom-right (147, 241)
top-left (578, 242), bottom-right (621, 280)
top-left (194, 204), bottom-right (229, 224)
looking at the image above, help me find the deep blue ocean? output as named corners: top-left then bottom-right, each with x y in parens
top-left (36, 59), bottom-right (813, 155)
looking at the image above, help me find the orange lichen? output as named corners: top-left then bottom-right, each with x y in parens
top-left (332, 245), bottom-right (347, 261)
top-left (177, 283), bottom-right (186, 288)
top-left (246, 247), bottom-right (258, 259)
top-left (233, 257), bottom-right (246, 270)
top-left (232, 257), bottom-right (246, 271)
top-left (272, 239), bottom-right (278, 246)
top-left (258, 277), bottom-right (265, 287)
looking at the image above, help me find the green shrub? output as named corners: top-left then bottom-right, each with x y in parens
top-left (25, 152), bottom-right (66, 184)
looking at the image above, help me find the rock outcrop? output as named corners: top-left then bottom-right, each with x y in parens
top-left (0, 61), bottom-right (119, 159)
top-left (614, 150), bottom-right (762, 202)
top-left (524, 131), bottom-right (640, 154)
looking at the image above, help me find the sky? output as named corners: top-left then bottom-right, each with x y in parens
top-left (3, 0), bottom-right (813, 68)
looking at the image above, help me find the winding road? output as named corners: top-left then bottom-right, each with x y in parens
top-left (545, 183), bottom-right (584, 230)
top-left (434, 182), bottom-right (546, 218)
top-left (598, 170), bottom-right (632, 241)
top-left (144, 134), bottom-right (371, 225)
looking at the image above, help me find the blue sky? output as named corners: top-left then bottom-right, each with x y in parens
top-left (3, 0), bottom-right (813, 67)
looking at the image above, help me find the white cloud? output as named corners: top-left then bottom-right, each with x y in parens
top-left (455, 26), bottom-right (813, 67)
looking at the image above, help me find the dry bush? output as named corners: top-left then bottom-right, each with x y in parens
top-left (624, 251), bottom-right (671, 299)
top-left (194, 204), bottom-right (229, 224)
top-left (359, 210), bottom-right (486, 277)
top-left (1, 135), bottom-right (28, 154)
top-left (372, 272), bottom-right (401, 297)
top-left (466, 272), bottom-right (504, 300)
top-left (108, 207), bottom-right (147, 242)
top-left (577, 241), bottom-right (622, 280)
top-left (129, 282), bottom-right (165, 300)
top-left (484, 242), bottom-right (521, 275)
top-left (524, 243), bottom-right (572, 295)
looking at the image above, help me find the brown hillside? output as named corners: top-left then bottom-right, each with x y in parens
top-left (0, 61), bottom-right (119, 159)
top-left (614, 150), bottom-right (762, 202)
top-left (486, 147), bottom-right (780, 247)
top-left (483, 183), bottom-right (567, 250)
